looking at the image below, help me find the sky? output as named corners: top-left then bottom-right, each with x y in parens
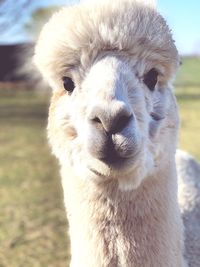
top-left (0, 0), bottom-right (199, 55)
top-left (157, 0), bottom-right (200, 55)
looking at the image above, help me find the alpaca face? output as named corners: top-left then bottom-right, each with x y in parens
top-left (35, 0), bottom-right (180, 190)
top-left (47, 54), bottom-right (179, 190)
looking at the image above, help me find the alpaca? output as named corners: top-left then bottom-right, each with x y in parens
top-left (176, 150), bottom-right (200, 267)
top-left (34, 0), bottom-right (189, 266)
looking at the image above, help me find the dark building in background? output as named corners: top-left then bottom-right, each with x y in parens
top-left (0, 43), bottom-right (34, 82)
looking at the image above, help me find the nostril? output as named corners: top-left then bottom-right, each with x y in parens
top-left (112, 113), bottom-right (133, 134)
top-left (89, 105), bottom-right (133, 134)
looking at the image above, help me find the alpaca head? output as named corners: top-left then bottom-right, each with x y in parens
top-left (35, 0), bottom-right (180, 190)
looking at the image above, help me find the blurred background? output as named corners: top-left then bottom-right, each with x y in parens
top-left (0, 0), bottom-right (199, 266)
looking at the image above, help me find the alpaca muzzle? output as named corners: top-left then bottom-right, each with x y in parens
top-left (89, 104), bottom-right (133, 134)
top-left (87, 102), bottom-right (138, 165)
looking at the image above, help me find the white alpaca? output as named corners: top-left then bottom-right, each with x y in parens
top-left (176, 150), bottom-right (200, 267)
top-left (34, 0), bottom-right (199, 266)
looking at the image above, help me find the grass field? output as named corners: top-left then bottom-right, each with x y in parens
top-left (0, 57), bottom-right (200, 266)
top-left (176, 57), bottom-right (200, 159)
top-left (0, 89), bottom-right (70, 266)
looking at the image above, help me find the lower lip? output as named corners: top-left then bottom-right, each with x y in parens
top-left (89, 157), bottom-right (132, 173)
top-left (101, 156), bottom-right (127, 165)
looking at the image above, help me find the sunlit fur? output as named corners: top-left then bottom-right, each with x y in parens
top-left (34, 0), bottom-right (188, 266)
top-left (177, 150), bottom-right (200, 267)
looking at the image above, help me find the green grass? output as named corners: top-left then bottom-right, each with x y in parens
top-left (175, 57), bottom-right (200, 159)
top-left (0, 56), bottom-right (200, 267)
top-left (175, 57), bottom-right (200, 87)
top-left (0, 89), bottom-right (70, 267)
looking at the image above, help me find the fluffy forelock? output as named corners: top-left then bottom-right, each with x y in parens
top-left (34, 0), bottom-right (179, 89)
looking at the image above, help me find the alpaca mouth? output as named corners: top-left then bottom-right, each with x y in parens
top-left (87, 154), bottom-right (138, 180)
top-left (88, 134), bottom-right (136, 166)
top-left (99, 139), bottom-right (140, 166)
top-left (100, 150), bottom-right (129, 165)
top-left (88, 150), bottom-right (139, 178)
top-left (89, 167), bottom-right (106, 177)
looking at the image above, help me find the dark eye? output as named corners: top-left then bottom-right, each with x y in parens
top-left (143, 68), bottom-right (158, 91)
top-left (62, 77), bottom-right (75, 93)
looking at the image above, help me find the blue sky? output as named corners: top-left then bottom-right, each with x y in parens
top-left (0, 0), bottom-right (199, 55)
top-left (157, 0), bottom-right (200, 55)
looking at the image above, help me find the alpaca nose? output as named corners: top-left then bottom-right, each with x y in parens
top-left (89, 104), bottom-right (133, 134)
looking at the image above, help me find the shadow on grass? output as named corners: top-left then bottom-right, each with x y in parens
top-left (176, 93), bottom-right (200, 101)
top-left (0, 105), bottom-right (48, 120)
top-left (175, 83), bottom-right (200, 88)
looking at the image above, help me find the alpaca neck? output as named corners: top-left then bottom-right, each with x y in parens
top-left (61, 166), bottom-right (184, 267)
